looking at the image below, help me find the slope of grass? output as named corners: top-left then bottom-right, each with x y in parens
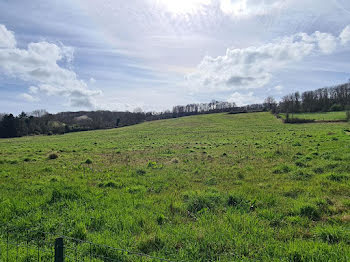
top-left (0, 112), bottom-right (349, 261)
top-left (279, 111), bottom-right (347, 121)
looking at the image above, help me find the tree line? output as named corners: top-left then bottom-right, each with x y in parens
top-left (1, 81), bottom-right (349, 138)
top-left (0, 101), bottom-right (247, 138)
top-left (272, 82), bottom-right (350, 114)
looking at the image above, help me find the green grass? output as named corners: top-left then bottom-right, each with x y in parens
top-left (0, 112), bottom-right (350, 261)
top-left (279, 111), bottom-right (347, 121)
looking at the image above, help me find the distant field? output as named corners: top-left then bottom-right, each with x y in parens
top-left (1, 112), bottom-right (350, 261)
top-left (279, 111), bottom-right (347, 121)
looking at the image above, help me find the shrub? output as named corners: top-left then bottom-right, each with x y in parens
top-left (330, 103), bottom-right (343, 112)
top-left (48, 153), bottom-right (58, 160)
top-left (284, 118), bottom-right (315, 124)
top-left (346, 107), bottom-right (350, 122)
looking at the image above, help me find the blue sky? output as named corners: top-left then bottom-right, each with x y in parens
top-left (1, 0), bottom-right (350, 114)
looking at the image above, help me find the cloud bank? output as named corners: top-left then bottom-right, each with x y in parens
top-left (0, 24), bottom-right (100, 109)
top-left (187, 24), bottom-right (350, 99)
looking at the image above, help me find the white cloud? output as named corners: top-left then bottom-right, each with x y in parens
top-left (313, 31), bottom-right (337, 54)
top-left (187, 25), bottom-right (350, 95)
top-left (0, 24), bottom-right (16, 48)
top-left (19, 93), bottom-right (40, 102)
top-left (274, 85), bottom-right (283, 93)
top-left (29, 86), bottom-right (39, 94)
top-left (0, 24), bottom-right (101, 109)
top-left (219, 0), bottom-right (283, 17)
top-left (340, 25), bottom-right (350, 45)
top-left (228, 91), bottom-right (260, 106)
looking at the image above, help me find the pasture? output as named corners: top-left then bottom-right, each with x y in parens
top-left (0, 112), bottom-right (349, 261)
top-left (279, 111), bottom-right (347, 122)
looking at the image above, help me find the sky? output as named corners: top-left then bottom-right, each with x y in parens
top-left (1, 0), bottom-right (350, 114)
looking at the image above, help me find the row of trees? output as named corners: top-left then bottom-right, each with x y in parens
top-left (1, 81), bottom-right (349, 138)
top-left (277, 83), bottom-right (350, 113)
top-left (0, 101), bottom-right (244, 138)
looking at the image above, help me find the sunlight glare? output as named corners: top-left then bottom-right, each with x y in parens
top-left (155, 0), bottom-right (212, 15)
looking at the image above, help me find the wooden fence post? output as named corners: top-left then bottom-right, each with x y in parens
top-left (54, 237), bottom-right (64, 262)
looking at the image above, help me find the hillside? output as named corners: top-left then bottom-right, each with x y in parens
top-left (0, 112), bottom-right (349, 261)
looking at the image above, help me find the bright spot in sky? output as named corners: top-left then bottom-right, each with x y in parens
top-left (155, 0), bottom-right (212, 15)
top-left (220, 0), bottom-right (248, 16)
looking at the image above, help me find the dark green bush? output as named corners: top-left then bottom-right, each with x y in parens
top-left (330, 104), bottom-right (343, 112)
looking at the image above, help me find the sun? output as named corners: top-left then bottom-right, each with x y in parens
top-left (155, 0), bottom-right (212, 15)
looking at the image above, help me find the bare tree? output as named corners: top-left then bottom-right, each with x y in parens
top-left (30, 109), bottom-right (48, 117)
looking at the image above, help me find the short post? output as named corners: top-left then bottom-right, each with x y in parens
top-left (54, 237), bottom-right (64, 262)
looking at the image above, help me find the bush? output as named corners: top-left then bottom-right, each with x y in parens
top-left (284, 118), bottom-right (315, 124)
top-left (48, 153), bottom-right (58, 160)
top-left (346, 106), bottom-right (350, 121)
top-left (330, 103), bottom-right (343, 112)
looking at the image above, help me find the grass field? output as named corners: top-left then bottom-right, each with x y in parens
top-left (0, 112), bottom-right (350, 261)
top-left (279, 111), bottom-right (347, 121)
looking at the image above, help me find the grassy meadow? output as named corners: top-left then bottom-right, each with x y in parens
top-left (0, 112), bottom-right (350, 261)
top-left (279, 111), bottom-right (347, 121)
